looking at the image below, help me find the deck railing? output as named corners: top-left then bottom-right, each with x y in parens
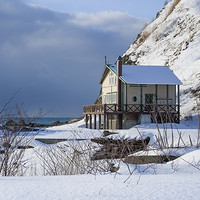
top-left (83, 104), bottom-right (179, 114)
top-left (83, 104), bottom-right (105, 114)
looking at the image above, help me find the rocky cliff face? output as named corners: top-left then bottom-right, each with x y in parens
top-left (123, 0), bottom-right (200, 118)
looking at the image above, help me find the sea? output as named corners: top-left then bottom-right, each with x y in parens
top-left (30, 117), bottom-right (74, 125)
top-left (0, 117), bottom-right (75, 125)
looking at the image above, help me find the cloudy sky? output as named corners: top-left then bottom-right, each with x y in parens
top-left (0, 0), bottom-right (167, 117)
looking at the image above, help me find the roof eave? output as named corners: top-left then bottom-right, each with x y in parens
top-left (99, 64), bottom-right (117, 84)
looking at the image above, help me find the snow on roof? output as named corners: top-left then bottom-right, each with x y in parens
top-left (108, 65), bottom-right (182, 85)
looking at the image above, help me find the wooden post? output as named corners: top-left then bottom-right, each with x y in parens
top-left (140, 85), bottom-right (143, 112)
top-left (89, 114), bottom-right (92, 129)
top-left (174, 85), bottom-right (176, 105)
top-left (94, 114), bottom-right (97, 129)
top-left (167, 85), bottom-right (169, 112)
top-left (104, 114), bottom-right (106, 129)
top-left (166, 85), bottom-right (169, 104)
top-left (85, 114), bottom-right (88, 128)
top-left (117, 56), bottom-right (122, 129)
top-left (155, 84), bottom-right (158, 113)
top-left (107, 114), bottom-right (109, 129)
top-left (126, 83), bottom-right (128, 112)
top-left (117, 113), bottom-right (122, 129)
top-left (110, 114), bottom-right (113, 129)
top-left (99, 114), bottom-right (101, 129)
top-left (178, 85), bottom-right (180, 123)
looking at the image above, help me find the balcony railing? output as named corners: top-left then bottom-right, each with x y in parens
top-left (83, 104), bottom-right (179, 114)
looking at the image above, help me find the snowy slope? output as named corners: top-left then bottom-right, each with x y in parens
top-left (123, 0), bottom-right (200, 118)
top-left (1, 149), bottom-right (200, 200)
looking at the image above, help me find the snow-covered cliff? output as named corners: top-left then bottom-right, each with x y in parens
top-left (123, 0), bottom-right (200, 118)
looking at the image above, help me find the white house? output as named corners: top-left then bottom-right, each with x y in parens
top-left (84, 57), bottom-right (182, 129)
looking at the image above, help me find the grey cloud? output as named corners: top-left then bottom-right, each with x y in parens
top-left (0, 0), bottom-right (146, 117)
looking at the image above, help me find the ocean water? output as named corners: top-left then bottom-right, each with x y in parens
top-left (28, 117), bottom-right (73, 125)
top-left (0, 117), bottom-right (74, 125)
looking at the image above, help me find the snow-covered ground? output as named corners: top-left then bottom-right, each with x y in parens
top-left (34, 116), bottom-right (199, 148)
top-left (0, 117), bottom-right (200, 200)
top-left (1, 170), bottom-right (200, 200)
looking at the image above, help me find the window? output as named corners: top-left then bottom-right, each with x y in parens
top-left (132, 96), bottom-right (137, 102)
top-left (106, 93), bottom-right (117, 104)
top-left (103, 95), bottom-right (106, 104)
top-left (114, 76), bottom-right (117, 85)
top-left (109, 72), bottom-right (116, 86)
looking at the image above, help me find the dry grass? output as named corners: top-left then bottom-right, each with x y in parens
top-left (131, 0), bottom-right (181, 52)
top-left (167, 0), bottom-right (181, 17)
top-left (34, 135), bottom-right (114, 176)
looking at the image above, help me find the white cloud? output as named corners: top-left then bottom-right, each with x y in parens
top-left (71, 11), bottom-right (146, 37)
top-left (0, 0), bottom-right (147, 116)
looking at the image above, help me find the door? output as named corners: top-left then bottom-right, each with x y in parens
top-left (145, 94), bottom-right (153, 104)
top-left (145, 94), bottom-right (154, 111)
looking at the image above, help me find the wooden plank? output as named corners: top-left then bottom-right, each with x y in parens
top-left (166, 84), bottom-right (169, 106)
top-left (85, 114), bottom-right (88, 128)
top-left (99, 114), bottom-right (101, 129)
top-left (103, 114), bottom-right (106, 129)
top-left (107, 114), bottom-right (109, 129)
top-left (94, 114), bottom-right (97, 129)
top-left (89, 114), bottom-right (92, 129)
top-left (155, 84), bottom-right (158, 113)
top-left (140, 85), bottom-right (143, 112)
top-left (178, 85), bottom-right (180, 123)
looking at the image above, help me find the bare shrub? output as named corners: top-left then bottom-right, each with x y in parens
top-left (0, 97), bottom-right (42, 176)
top-left (34, 136), bottom-right (113, 176)
top-left (196, 87), bottom-right (200, 146)
top-left (170, 160), bottom-right (179, 172)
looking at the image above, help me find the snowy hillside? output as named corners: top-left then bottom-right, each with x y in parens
top-left (1, 118), bottom-right (200, 200)
top-left (123, 0), bottom-right (200, 118)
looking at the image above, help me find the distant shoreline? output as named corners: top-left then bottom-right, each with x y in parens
top-left (0, 117), bottom-right (80, 127)
top-left (29, 117), bottom-right (74, 125)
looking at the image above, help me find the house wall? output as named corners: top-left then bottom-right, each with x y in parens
top-left (102, 71), bottom-right (117, 104)
top-left (123, 84), bottom-right (176, 105)
top-left (102, 70), bottom-right (177, 105)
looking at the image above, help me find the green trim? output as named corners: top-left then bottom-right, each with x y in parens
top-left (119, 76), bottom-right (126, 84)
top-left (121, 82), bottom-right (124, 105)
top-left (130, 84), bottom-right (147, 87)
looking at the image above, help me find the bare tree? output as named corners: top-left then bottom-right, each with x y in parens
top-left (0, 96), bottom-right (42, 176)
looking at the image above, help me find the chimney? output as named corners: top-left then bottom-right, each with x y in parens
top-left (117, 56), bottom-right (122, 77)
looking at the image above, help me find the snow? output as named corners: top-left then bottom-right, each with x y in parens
top-left (34, 119), bottom-right (102, 141)
top-left (123, 0), bottom-right (200, 118)
top-left (108, 64), bottom-right (182, 85)
top-left (1, 172), bottom-right (200, 200)
top-left (1, 117), bottom-right (200, 200)
top-left (1, 0), bottom-right (200, 198)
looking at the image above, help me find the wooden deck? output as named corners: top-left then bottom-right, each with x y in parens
top-left (83, 104), bottom-right (179, 114)
top-left (83, 104), bottom-right (180, 129)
